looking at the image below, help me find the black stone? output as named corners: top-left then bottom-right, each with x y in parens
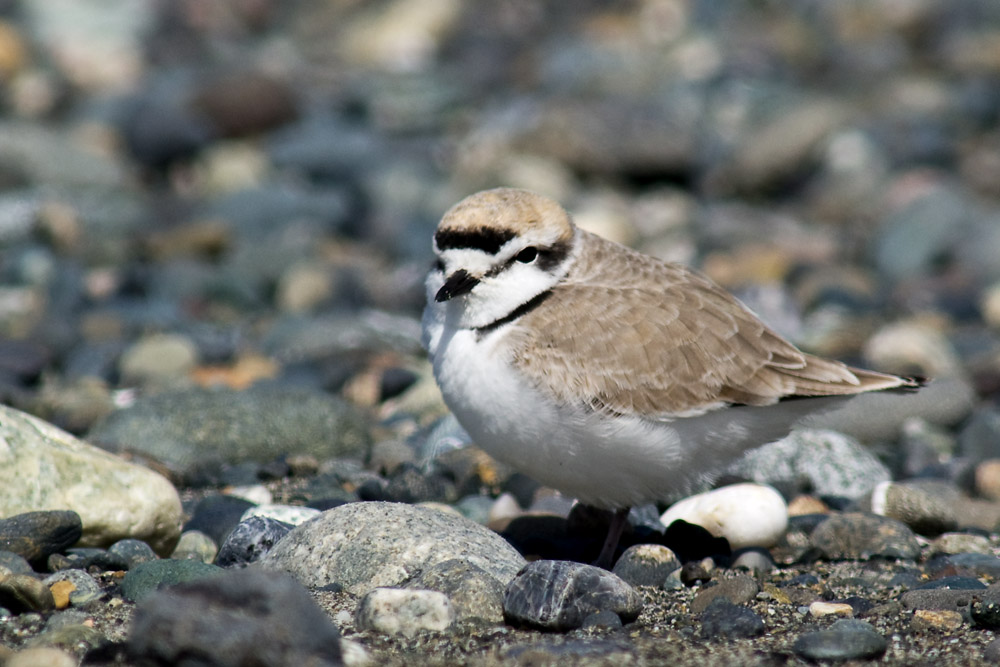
top-left (0, 511), bottom-right (83, 565)
top-left (183, 495), bottom-right (256, 546)
top-left (699, 598), bottom-right (765, 639)
top-left (216, 516), bottom-right (292, 568)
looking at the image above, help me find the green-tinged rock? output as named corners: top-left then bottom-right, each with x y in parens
top-left (119, 559), bottom-right (224, 602)
top-left (0, 404), bottom-right (182, 556)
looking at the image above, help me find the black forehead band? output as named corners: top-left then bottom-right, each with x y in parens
top-left (434, 227), bottom-right (516, 254)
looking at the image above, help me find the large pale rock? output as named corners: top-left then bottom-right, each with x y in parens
top-left (0, 404), bottom-right (182, 555)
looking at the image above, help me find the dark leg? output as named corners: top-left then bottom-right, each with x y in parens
top-left (594, 507), bottom-right (630, 569)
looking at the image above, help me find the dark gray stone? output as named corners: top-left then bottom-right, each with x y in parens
top-left (699, 597), bottom-right (765, 639)
top-left (502, 560), bottom-right (643, 631)
top-left (216, 516), bottom-right (292, 568)
top-left (87, 386), bottom-right (372, 482)
top-left (792, 619), bottom-right (887, 661)
top-left (810, 512), bottom-right (920, 560)
top-left (0, 511), bottom-right (82, 565)
top-left (128, 568), bottom-right (342, 667)
top-left (42, 570), bottom-right (103, 607)
top-left (611, 544), bottom-right (681, 588)
top-left (120, 559), bottom-right (224, 602)
top-left (108, 539), bottom-right (158, 569)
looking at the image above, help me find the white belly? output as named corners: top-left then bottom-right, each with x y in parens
top-left (426, 319), bottom-right (848, 509)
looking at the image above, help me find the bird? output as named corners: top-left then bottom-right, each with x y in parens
top-left (421, 187), bottom-right (922, 568)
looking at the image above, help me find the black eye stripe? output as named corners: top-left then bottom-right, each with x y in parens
top-left (434, 227), bottom-right (516, 254)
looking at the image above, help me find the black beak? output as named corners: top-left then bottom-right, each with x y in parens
top-left (435, 269), bottom-right (480, 302)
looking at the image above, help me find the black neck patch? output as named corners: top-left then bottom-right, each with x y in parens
top-left (475, 289), bottom-right (553, 337)
top-left (435, 227), bottom-right (515, 254)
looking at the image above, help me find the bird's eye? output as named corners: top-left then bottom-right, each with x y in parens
top-left (515, 247), bottom-right (538, 263)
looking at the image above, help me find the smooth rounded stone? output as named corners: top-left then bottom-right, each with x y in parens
top-left (698, 597), bottom-right (765, 639)
top-left (810, 512), bottom-right (921, 560)
top-left (915, 576), bottom-right (987, 591)
top-left (183, 495), bottom-right (256, 546)
top-left (975, 459), bottom-right (1000, 500)
top-left (792, 619), bottom-right (887, 661)
top-left (911, 609), bottom-right (965, 632)
top-left (118, 333), bottom-right (199, 386)
top-left (727, 429), bottom-right (890, 501)
top-left (900, 589), bottom-right (978, 612)
top-left (24, 623), bottom-right (106, 652)
top-left (119, 559), bottom-right (224, 603)
top-left (660, 483), bottom-right (788, 549)
top-left (0, 405), bottom-right (182, 555)
top-left (864, 321), bottom-right (962, 379)
top-left (170, 530), bottom-right (218, 564)
top-left (868, 480), bottom-right (959, 536)
top-left (258, 502), bottom-right (525, 596)
top-left (502, 560), bottom-right (643, 632)
top-left (107, 538), bottom-right (157, 569)
top-left (356, 588), bottom-right (455, 637)
top-left (690, 574), bottom-right (761, 615)
top-left (809, 601), bottom-right (854, 618)
top-left (582, 609), bottom-right (624, 630)
top-left (240, 504), bottom-right (320, 527)
top-left (731, 548), bottom-right (775, 575)
top-left (0, 551), bottom-right (33, 575)
top-left (129, 569), bottom-right (341, 667)
top-left (4, 647), bottom-right (75, 667)
top-left (930, 532), bottom-right (993, 556)
top-left (404, 558), bottom-right (505, 624)
top-left (42, 570), bottom-right (102, 607)
top-left (87, 386), bottom-right (372, 482)
top-left (216, 516), bottom-right (292, 568)
top-left (611, 544), bottom-right (681, 587)
top-left (0, 574), bottom-right (54, 613)
top-left (0, 511), bottom-right (81, 565)
top-left (931, 553), bottom-right (1000, 579)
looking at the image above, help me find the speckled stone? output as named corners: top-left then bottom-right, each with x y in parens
top-left (356, 588), bottom-right (454, 637)
top-left (611, 544), bottom-right (681, 587)
top-left (810, 512), bottom-right (920, 560)
top-left (502, 560), bottom-right (643, 631)
top-left (690, 574), bottom-right (760, 615)
top-left (792, 619), bottom-right (887, 661)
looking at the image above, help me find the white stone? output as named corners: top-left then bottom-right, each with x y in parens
top-left (659, 483), bottom-right (788, 549)
top-left (355, 588), bottom-right (454, 637)
top-left (0, 404), bottom-right (182, 555)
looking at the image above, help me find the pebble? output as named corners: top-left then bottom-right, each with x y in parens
top-left (129, 569), bottom-right (341, 666)
top-left (404, 559), bottom-right (506, 624)
top-left (610, 544), bottom-right (681, 588)
top-left (0, 574), bottom-right (54, 613)
top-left (119, 559), bottom-right (223, 603)
top-left (258, 502), bottom-right (525, 596)
top-left (118, 332), bottom-right (199, 386)
top-left (728, 428), bottom-right (890, 501)
top-left (698, 598), bottom-right (765, 639)
top-left (808, 601), bottom-right (855, 618)
top-left (689, 574), bottom-right (760, 615)
top-left (0, 405), bottom-right (182, 555)
top-left (170, 530), bottom-right (218, 564)
top-left (0, 511), bottom-right (81, 565)
top-left (215, 516), bottom-right (289, 568)
top-left (4, 648), bottom-right (76, 667)
top-left (183, 495), bottom-right (256, 546)
top-left (502, 560), bottom-right (643, 632)
top-left (911, 609), bottom-right (965, 632)
top-left (810, 512), bottom-right (921, 560)
top-left (87, 386), bottom-right (372, 484)
top-left (660, 483), bottom-right (788, 549)
top-left (356, 588), bottom-right (455, 637)
top-left (107, 538), bottom-right (158, 569)
top-left (41, 570), bottom-right (102, 608)
top-left (868, 480), bottom-right (960, 536)
top-left (792, 619), bottom-right (888, 661)
top-left (929, 532), bottom-right (993, 556)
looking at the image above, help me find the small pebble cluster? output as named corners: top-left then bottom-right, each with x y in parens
top-left (1, 1), bottom-right (1000, 665)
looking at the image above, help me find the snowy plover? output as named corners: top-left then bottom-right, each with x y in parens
top-left (422, 188), bottom-right (920, 567)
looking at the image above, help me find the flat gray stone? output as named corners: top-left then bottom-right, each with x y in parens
top-left (257, 502), bottom-right (525, 596)
top-left (88, 386), bottom-right (372, 481)
top-left (810, 512), bottom-right (920, 560)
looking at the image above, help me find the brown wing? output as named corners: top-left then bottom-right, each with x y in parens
top-left (507, 231), bottom-right (914, 418)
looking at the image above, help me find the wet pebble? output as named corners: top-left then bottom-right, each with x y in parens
top-left (107, 538), bottom-right (157, 569)
top-left (41, 570), bottom-right (102, 608)
top-left (0, 511), bottom-right (81, 566)
top-left (170, 530), bottom-right (218, 564)
top-left (502, 560), bottom-right (642, 632)
top-left (0, 575), bottom-right (53, 614)
top-left (690, 574), bottom-right (760, 615)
